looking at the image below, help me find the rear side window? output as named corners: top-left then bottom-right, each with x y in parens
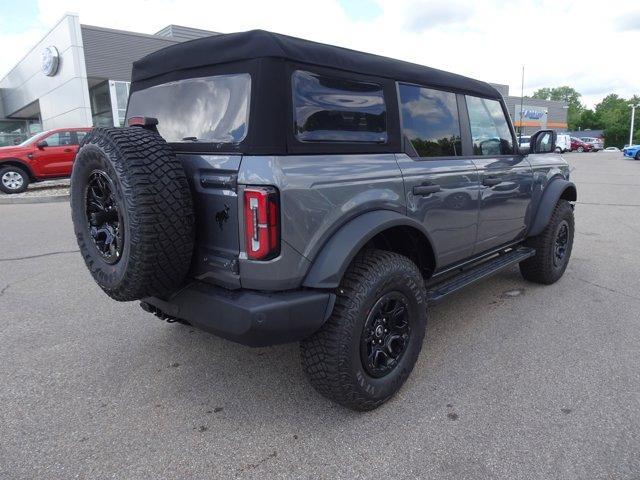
top-left (292, 70), bottom-right (387, 143)
top-left (465, 96), bottom-right (514, 155)
top-left (126, 73), bottom-right (251, 143)
top-left (398, 84), bottom-right (462, 157)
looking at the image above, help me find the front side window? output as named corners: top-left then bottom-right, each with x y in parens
top-left (466, 96), bottom-right (514, 155)
top-left (126, 73), bottom-right (251, 143)
top-left (399, 84), bottom-right (462, 157)
top-left (45, 131), bottom-right (73, 146)
top-left (292, 70), bottom-right (387, 143)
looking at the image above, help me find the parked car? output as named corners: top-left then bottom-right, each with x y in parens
top-left (571, 137), bottom-right (593, 152)
top-left (623, 144), bottom-right (640, 160)
top-left (518, 135), bottom-right (531, 149)
top-left (580, 136), bottom-right (604, 151)
top-left (603, 146), bottom-right (620, 152)
top-left (70, 30), bottom-right (576, 411)
top-left (555, 134), bottom-right (571, 153)
top-left (0, 127), bottom-right (91, 194)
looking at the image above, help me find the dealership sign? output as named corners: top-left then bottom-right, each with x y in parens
top-left (41, 46), bottom-right (60, 76)
top-left (514, 105), bottom-right (548, 124)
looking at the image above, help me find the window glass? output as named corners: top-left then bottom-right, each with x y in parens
top-left (127, 73), bottom-right (251, 143)
top-left (466, 96), bottom-right (514, 155)
top-left (45, 131), bottom-right (73, 146)
top-left (292, 70), bottom-right (387, 143)
top-left (399, 84), bottom-right (462, 156)
top-left (76, 131), bottom-right (88, 145)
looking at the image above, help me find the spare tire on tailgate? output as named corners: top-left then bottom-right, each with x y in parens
top-left (70, 127), bottom-right (195, 301)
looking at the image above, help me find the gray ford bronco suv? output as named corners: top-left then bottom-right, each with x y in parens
top-left (71, 30), bottom-right (576, 411)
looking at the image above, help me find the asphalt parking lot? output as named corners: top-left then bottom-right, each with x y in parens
top-left (1, 151), bottom-right (638, 479)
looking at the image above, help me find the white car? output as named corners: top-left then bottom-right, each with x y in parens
top-left (555, 134), bottom-right (571, 153)
top-left (604, 146), bottom-right (620, 152)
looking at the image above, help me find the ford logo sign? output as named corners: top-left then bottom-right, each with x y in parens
top-left (41, 46), bottom-right (60, 77)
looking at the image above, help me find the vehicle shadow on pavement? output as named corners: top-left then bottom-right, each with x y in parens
top-left (146, 266), bottom-right (534, 421)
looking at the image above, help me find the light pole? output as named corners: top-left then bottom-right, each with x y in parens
top-left (629, 103), bottom-right (640, 146)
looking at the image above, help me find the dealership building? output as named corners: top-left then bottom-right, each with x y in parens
top-left (0, 14), bottom-right (567, 146)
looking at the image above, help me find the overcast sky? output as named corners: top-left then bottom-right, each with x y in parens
top-left (1, 0), bottom-right (638, 107)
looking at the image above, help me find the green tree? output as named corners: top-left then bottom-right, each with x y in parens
top-left (595, 94), bottom-right (640, 147)
top-left (533, 86), bottom-right (584, 130)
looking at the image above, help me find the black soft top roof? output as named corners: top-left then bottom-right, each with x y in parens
top-left (132, 29), bottom-right (500, 99)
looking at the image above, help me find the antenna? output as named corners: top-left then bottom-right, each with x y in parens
top-left (519, 65), bottom-right (525, 143)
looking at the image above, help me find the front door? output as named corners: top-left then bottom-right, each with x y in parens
top-left (33, 130), bottom-right (77, 177)
top-left (396, 84), bottom-right (480, 268)
top-left (464, 95), bottom-right (533, 253)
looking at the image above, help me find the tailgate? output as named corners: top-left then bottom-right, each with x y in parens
top-left (177, 153), bottom-right (242, 289)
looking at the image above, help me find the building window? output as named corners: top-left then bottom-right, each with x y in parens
top-left (89, 82), bottom-right (114, 127)
top-left (398, 84), bottom-right (462, 157)
top-left (110, 80), bottom-right (130, 127)
top-left (0, 120), bottom-right (29, 147)
top-left (292, 70), bottom-right (387, 143)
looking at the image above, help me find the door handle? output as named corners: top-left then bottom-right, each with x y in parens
top-left (413, 184), bottom-right (441, 196)
top-left (63, 148), bottom-right (73, 152)
top-left (482, 176), bottom-right (502, 187)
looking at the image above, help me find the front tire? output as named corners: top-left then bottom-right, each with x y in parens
top-left (0, 165), bottom-right (30, 194)
top-left (300, 249), bottom-right (427, 411)
top-left (577, 146), bottom-right (584, 152)
top-left (519, 200), bottom-right (574, 284)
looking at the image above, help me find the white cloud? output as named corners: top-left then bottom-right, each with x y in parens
top-left (0, 0), bottom-right (638, 108)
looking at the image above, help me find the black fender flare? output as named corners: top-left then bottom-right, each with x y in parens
top-left (0, 158), bottom-right (35, 180)
top-left (528, 179), bottom-right (576, 237)
top-left (302, 210), bottom-right (437, 289)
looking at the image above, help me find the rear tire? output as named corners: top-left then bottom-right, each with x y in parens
top-left (0, 165), bottom-right (30, 194)
top-left (300, 249), bottom-right (427, 411)
top-left (70, 127), bottom-right (195, 301)
top-left (519, 200), bottom-right (574, 284)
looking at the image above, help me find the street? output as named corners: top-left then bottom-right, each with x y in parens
top-left (1, 151), bottom-right (638, 479)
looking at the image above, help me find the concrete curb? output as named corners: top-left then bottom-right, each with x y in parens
top-left (0, 194), bottom-right (70, 205)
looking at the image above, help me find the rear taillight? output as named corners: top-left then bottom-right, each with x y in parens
top-left (243, 186), bottom-right (280, 260)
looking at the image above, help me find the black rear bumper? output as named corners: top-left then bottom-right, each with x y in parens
top-left (141, 282), bottom-right (335, 347)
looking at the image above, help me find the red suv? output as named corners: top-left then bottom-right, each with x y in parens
top-left (570, 137), bottom-right (593, 153)
top-left (0, 127), bottom-right (91, 194)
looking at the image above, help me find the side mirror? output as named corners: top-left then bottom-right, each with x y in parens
top-left (529, 130), bottom-right (556, 154)
top-left (36, 140), bottom-right (48, 149)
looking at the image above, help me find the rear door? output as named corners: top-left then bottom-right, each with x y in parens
top-left (395, 83), bottom-right (480, 268)
top-left (464, 95), bottom-right (533, 254)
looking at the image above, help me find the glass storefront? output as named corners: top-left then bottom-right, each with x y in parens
top-left (89, 80), bottom-right (130, 127)
top-left (110, 80), bottom-right (130, 127)
top-left (89, 81), bottom-right (114, 127)
top-left (0, 120), bottom-right (41, 147)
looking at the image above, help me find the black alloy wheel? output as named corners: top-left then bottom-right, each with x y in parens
top-left (361, 292), bottom-right (411, 378)
top-left (553, 220), bottom-right (569, 268)
top-left (85, 170), bottom-right (124, 264)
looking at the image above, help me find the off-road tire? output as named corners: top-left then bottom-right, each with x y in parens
top-left (519, 199), bottom-right (574, 284)
top-left (0, 165), bottom-right (30, 194)
top-left (300, 249), bottom-right (427, 411)
top-left (70, 127), bottom-right (194, 301)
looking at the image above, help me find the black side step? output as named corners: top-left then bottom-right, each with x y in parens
top-left (426, 247), bottom-right (535, 304)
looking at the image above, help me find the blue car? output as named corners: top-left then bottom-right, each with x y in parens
top-left (623, 144), bottom-right (640, 160)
